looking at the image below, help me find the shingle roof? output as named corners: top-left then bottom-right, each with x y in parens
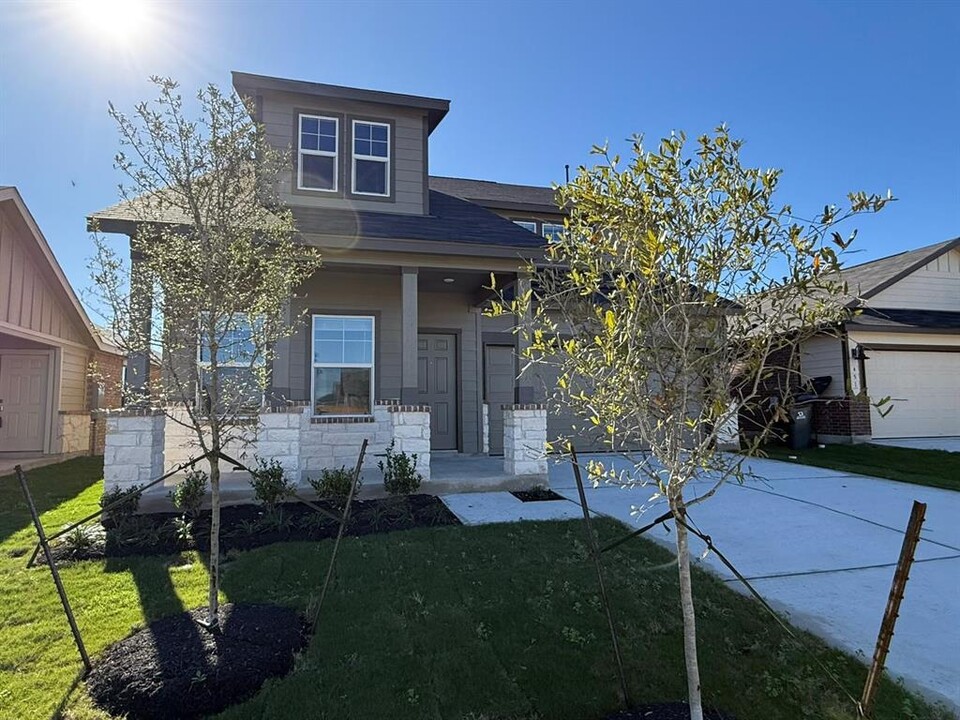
top-left (849, 307), bottom-right (960, 331)
top-left (841, 237), bottom-right (960, 300)
top-left (89, 189), bottom-right (547, 250)
top-left (428, 176), bottom-right (561, 214)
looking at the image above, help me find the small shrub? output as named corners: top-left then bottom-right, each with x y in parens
top-left (60, 525), bottom-right (103, 558)
top-left (379, 441), bottom-right (422, 495)
top-left (171, 515), bottom-right (194, 544)
top-left (168, 469), bottom-right (208, 519)
top-left (100, 485), bottom-right (142, 526)
top-left (249, 458), bottom-right (294, 512)
top-left (308, 466), bottom-right (358, 507)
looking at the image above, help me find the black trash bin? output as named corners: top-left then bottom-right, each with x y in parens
top-left (788, 400), bottom-right (814, 450)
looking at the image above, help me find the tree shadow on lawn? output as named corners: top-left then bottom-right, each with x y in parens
top-left (0, 456), bottom-right (105, 547)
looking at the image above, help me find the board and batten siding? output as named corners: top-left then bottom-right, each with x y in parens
top-left (60, 346), bottom-right (90, 411)
top-left (868, 248), bottom-right (960, 311)
top-left (258, 90), bottom-right (427, 216)
top-left (800, 335), bottom-right (846, 396)
top-left (0, 204), bottom-right (88, 345)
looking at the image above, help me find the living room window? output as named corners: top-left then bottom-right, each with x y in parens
top-left (352, 120), bottom-right (390, 196)
top-left (197, 314), bottom-right (264, 411)
top-left (312, 315), bottom-right (375, 415)
top-left (298, 114), bottom-right (338, 191)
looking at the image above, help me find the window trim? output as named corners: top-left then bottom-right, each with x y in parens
top-left (541, 222), bottom-right (565, 242)
top-left (196, 314), bottom-right (265, 410)
top-left (310, 313), bottom-right (376, 417)
top-left (297, 113), bottom-right (339, 193)
top-left (351, 119), bottom-right (391, 197)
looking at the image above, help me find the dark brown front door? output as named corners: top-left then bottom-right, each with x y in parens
top-left (418, 334), bottom-right (457, 450)
top-left (484, 345), bottom-right (515, 455)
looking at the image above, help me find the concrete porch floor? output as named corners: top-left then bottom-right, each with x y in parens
top-left (0, 452), bottom-right (87, 478)
top-left (136, 451), bottom-right (544, 513)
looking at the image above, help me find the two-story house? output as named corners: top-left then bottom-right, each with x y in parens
top-left (91, 71), bottom-right (595, 491)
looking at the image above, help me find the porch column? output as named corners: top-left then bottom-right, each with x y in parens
top-left (126, 246), bottom-right (152, 405)
top-left (515, 273), bottom-right (534, 404)
top-left (401, 267), bottom-right (419, 404)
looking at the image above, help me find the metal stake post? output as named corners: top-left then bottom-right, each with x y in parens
top-left (15, 465), bottom-right (92, 675)
top-left (860, 500), bottom-right (927, 717)
top-left (569, 445), bottom-right (631, 708)
top-left (310, 438), bottom-right (368, 629)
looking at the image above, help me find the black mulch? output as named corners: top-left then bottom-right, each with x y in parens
top-left (604, 704), bottom-right (735, 720)
top-left (86, 603), bottom-right (307, 720)
top-left (46, 493), bottom-right (459, 563)
top-left (510, 488), bottom-right (566, 502)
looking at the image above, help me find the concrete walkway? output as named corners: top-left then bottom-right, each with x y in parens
top-left (442, 454), bottom-right (960, 710)
top-left (0, 452), bottom-right (87, 478)
top-left (872, 436), bottom-right (960, 452)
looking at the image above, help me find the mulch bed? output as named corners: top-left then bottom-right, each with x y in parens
top-left (86, 603), bottom-right (307, 720)
top-left (511, 488), bottom-right (566, 502)
top-left (604, 705), bottom-right (735, 719)
top-left (45, 494), bottom-right (459, 564)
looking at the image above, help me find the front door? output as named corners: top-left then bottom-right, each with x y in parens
top-left (484, 345), bottom-right (516, 455)
top-left (418, 334), bottom-right (457, 450)
top-left (0, 354), bottom-right (49, 453)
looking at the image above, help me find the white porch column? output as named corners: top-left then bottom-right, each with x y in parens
top-left (103, 409), bottom-right (165, 492)
top-left (502, 403), bottom-right (547, 478)
top-left (401, 267), bottom-right (419, 405)
top-left (514, 273), bottom-right (534, 404)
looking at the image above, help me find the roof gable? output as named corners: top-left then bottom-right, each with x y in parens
top-left (841, 237), bottom-right (960, 299)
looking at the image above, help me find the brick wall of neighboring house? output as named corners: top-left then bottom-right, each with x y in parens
top-left (738, 345), bottom-right (803, 441)
top-left (87, 351), bottom-right (125, 455)
top-left (89, 351), bottom-right (125, 410)
top-left (813, 396), bottom-right (872, 443)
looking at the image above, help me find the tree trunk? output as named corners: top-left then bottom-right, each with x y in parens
top-left (672, 491), bottom-right (704, 720)
top-left (207, 452), bottom-right (221, 629)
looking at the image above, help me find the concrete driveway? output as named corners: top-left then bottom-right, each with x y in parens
top-left (444, 454), bottom-right (960, 710)
top-left (872, 437), bottom-right (960, 452)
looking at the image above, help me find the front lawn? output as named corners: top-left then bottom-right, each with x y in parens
top-left (762, 443), bottom-right (960, 491)
top-left (1, 459), bottom-right (953, 720)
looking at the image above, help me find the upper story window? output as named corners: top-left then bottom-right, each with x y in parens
top-left (352, 120), bottom-right (390, 196)
top-left (513, 220), bottom-right (537, 233)
top-left (298, 114), bottom-right (338, 192)
top-left (542, 223), bottom-right (564, 242)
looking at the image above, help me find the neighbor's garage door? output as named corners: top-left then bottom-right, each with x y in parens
top-left (866, 349), bottom-right (960, 438)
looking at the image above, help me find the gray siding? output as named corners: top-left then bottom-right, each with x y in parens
top-left (800, 335), bottom-right (845, 397)
top-left (259, 90), bottom-right (427, 216)
top-left (273, 270), bottom-right (489, 453)
top-left (869, 249), bottom-right (960, 311)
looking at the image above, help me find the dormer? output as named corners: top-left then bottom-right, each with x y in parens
top-left (233, 71), bottom-right (449, 216)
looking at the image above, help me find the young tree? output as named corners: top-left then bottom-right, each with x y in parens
top-left (90, 77), bottom-right (321, 629)
top-left (491, 127), bottom-right (891, 718)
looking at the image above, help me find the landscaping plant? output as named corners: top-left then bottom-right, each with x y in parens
top-left (489, 126), bottom-right (892, 719)
top-left (169, 469), bottom-right (208, 520)
top-left (249, 458), bottom-right (294, 514)
top-left (99, 484), bottom-right (142, 527)
top-left (89, 77), bottom-right (321, 629)
top-left (379, 441), bottom-right (422, 495)
top-left (309, 466), bottom-right (358, 507)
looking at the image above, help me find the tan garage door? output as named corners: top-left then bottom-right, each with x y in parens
top-left (866, 349), bottom-right (960, 438)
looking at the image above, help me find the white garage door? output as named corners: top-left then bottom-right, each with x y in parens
top-left (866, 350), bottom-right (960, 438)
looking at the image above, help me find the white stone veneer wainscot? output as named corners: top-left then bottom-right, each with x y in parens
top-left (502, 404), bottom-right (547, 478)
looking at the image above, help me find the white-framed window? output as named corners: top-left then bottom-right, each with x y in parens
top-left (298, 114), bottom-right (338, 192)
top-left (542, 223), bottom-right (565, 242)
top-left (311, 315), bottom-right (375, 416)
top-left (513, 220), bottom-right (537, 233)
top-left (197, 314), bottom-right (264, 410)
top-left (352, 120), bottom-right (390, 196)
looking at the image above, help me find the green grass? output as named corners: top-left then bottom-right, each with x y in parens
top-left (762, 444), bottom-right (960, 491)
top-left (0, 459), bottom-right (954, 720)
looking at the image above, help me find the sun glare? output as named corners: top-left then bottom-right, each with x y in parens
top-left (70, 0), bottom-right (152, 43)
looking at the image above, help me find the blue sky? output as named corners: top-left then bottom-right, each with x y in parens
top-left (1, 0), bottom-right (957, 301)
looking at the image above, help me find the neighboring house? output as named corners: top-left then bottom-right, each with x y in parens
top-left (800, 237), bottom-right (960, 442)
top-left (89, 71), bottom-right (595, 489)
top-left (0, 186), bottom-right (125, 457)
